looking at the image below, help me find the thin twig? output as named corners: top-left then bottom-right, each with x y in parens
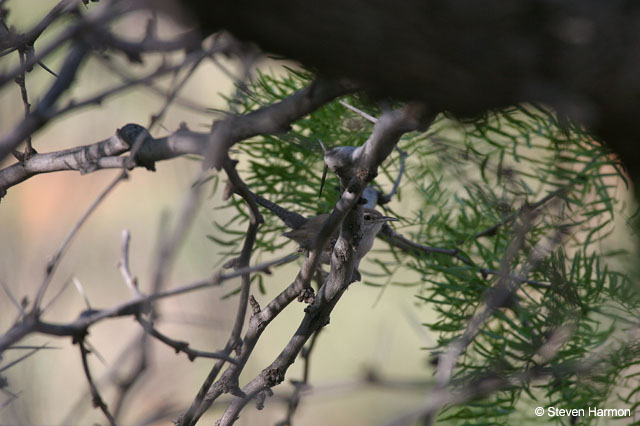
top-left (79, 340), bottom-right (116, 426)
top-left (0, 0), bottom-right (80, 57)
top-left (224, 157), bottom-right (265, 348)
top-left (71, 277), bottom-right (92, 309)
top-left (61, 331), bottom-right (148, 425)
top-left (0, 41), bottom-right (217, 167)
top-left (32, 170), bottom-right (128, 311)
top-left (339, 100), bottom-right (378, 123)
top-left (0, 280), bottom-right (24, 315)
top-left (378, 147), bottom-right (407, 204)
top-left (0, 344), bottom-right (52, 372)
top-left (14, 49), bottom-right (34, 156)
top-left (379, 225), bottom-right (550, 288)
top-left (474, 155), bottom-right (601, 239)
top-left (276, 330), bottom-right (321, 426)
top-left (136, 316), bottom-right (236, 363)
top-left (0, 42), bottom-right (89, 162)
top-left (118, 229), bottom-right (142, 297)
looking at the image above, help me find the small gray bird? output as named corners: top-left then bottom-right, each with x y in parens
top-left (250, 192), bottom-right (397, 280)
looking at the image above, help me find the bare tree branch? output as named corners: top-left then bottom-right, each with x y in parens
top-left (0, 74), bottom-right (352, 199)
top-left (0, 253), bottom-right (299, 354)
top-left (0, 0), bottom-right (80, 56)
top-left (203, 77), bottom-right (358, 170)
top-left (377, 147), bottom-right (407, 205)
top-left (276, 330), bottom-right (321, 426)
top-left (0, 42), bottom-right (89, 161)
top-left (0, 126), bottom-right (208, 197)
top-left (118, 229), bottom-right (142, 297)
top-left (79, 339), bottom-right (117, 426)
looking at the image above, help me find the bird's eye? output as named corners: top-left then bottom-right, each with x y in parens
top-left (364, 214), bottom-right (371, 221)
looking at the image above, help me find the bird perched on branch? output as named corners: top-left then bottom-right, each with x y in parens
top-left (250, 191), bottom-right (396, 281)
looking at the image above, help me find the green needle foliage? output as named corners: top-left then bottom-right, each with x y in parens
top-left (212, 66), bottom-right (640, 424)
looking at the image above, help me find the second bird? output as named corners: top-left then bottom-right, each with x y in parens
top-left (250, 192), bottom-right (397, 280)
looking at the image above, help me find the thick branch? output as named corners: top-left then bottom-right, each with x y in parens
top-left (0, 126), bottom-right (208, 198)
top-left (1, 77), bottom-right (355, 199)
top-left (203, 77), bottom-right (357, 170)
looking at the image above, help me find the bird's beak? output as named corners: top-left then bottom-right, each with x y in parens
top-left (378, 215), bottom-right (398, 222)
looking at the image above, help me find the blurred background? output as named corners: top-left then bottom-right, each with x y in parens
top-left (0, 2), bottom-right (435, 425)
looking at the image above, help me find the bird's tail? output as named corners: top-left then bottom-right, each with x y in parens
top-left (249, 191), bottom-right (308, 230)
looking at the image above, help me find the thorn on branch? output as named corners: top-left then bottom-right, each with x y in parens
top-left (222, 179), bottom-right (234, 201)
top-left (37, 60), bottom-right (58, 77)
top-left (137, 316), bottom-right (235, 363)
top-left (118, 229), bottom-right (142, 297)
top-left (223, 257), bottom-right (240, 269)
top-left (249, 295), bottom-right (261, 315)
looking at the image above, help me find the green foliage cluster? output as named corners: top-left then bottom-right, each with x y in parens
top-left (210, 67), bottom-right (640, 424)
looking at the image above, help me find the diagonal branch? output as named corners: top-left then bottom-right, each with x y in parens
top-left (78, 339), bottom-right (116, 426)
top-left (433, 210), bottom-right (568, 406)
top-left (203, 77), bottom-right (358, 170)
